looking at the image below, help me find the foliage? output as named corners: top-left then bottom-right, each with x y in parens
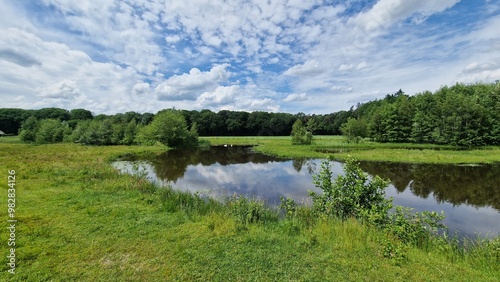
top-left (291, 119), bottom-right (313, 145)
top-left (141, 109), bottom-right (199, 147)
top-left (387, 206), bottom-right (446, 248)
top-left (340, 117), bottom-right (367, 143)
top-left (18, 116), bottom-right (39, 142)
top-left (35, 119), bottom-right (69, 144)
top-left (309, 156), bottom-right (393, 224)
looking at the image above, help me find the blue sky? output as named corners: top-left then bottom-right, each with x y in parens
top-left (1, 0), bottom-right (499, 115)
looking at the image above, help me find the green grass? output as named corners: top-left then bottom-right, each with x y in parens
top-left (0, 142), bottom-right (499, 281)
top-left (204, 135), bottom-right (500, 164)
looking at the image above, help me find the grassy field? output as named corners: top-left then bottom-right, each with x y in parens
top-left (205, 135), bottom-right (500, 164)
top-left (0, 138), bottom-right (499, 281)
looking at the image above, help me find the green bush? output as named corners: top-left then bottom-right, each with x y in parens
top-left (309, 156), bottom-right (392, 224)
top-left (387, 206), bottom-right (446, 248)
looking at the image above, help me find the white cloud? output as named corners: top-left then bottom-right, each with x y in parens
top-left (197, 85), bottom-right (239, 107)
top-left (338, 64), bottom-right (354, 71)
top-left (131, 82), bottom-right (151, 96)
top-left (283, 93), bottom-right (308, 102)
top-left (459, 59), bottom-right (500, 82)
top-left (283, 60), bottom-right (325, 77)
top-left (357, 61), bottom-right (368, 70)
top-left (352, 0), bottom-right (460, 33)
top-left (1, 1), bottom-right (499, 115)
top-left (0, 27), bottom-right (149, 113)
top-left (165, 35), bottom-right (181, 44)
top-left (155, 64), bottom-right (230, 101)
top-left (38, 79), bottom-right (81, 99)
top-left (39, 0), bottom-right (164, 75)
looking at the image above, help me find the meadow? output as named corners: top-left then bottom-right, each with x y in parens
top-left (205, 135), bottom-right (500, 164)
top-left (0, 136), bottom-right (499, 281)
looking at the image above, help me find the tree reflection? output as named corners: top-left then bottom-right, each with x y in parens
top-left (360, 162), bottom-right (500, 211)
top-left (124, 146), bottom-right (288, 183)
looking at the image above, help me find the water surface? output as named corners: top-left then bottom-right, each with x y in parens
top-left (113, 146), bottom-right (500, 238)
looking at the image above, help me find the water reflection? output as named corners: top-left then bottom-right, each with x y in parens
top-left (359, 162), bottom-right (500, 211)
top-left (113, 146), bottom-right (500, 237)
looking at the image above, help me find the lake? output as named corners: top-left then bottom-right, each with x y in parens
top-left (113, 146), bottom-right (500, 238)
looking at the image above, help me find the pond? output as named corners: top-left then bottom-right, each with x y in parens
top-left (113, 146), bottom-right (500, 238)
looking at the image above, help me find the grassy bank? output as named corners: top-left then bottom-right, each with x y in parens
top-left (204, 136), bottom-right (500, 164)
top-left (0, 141), bottom-right (499, 281)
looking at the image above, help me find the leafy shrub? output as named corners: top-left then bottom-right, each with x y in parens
top-left (309, 156), bottom-right (392, 224)
top-left (387, 206), bottom-right (446, 248)
top-left (379, 237), bottom-right (409, 266)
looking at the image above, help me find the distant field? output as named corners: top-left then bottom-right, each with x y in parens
top-left (0, 136), bottom-right (21, 144)
top-left (3, 135), bottom-right (499, 164)
top-left (204, 135), bottom-right (500, 164)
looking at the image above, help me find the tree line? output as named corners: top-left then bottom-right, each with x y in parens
top-left (1, 82), bottom-right (498, 147)
top-left (343, 82), bottom-right (500, 147)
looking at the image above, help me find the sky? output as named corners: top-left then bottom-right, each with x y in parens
top-left (1, 0), bottom-right (499, 115)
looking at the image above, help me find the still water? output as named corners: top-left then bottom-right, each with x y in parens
top-left (113, 146), bottom-right (500, 238)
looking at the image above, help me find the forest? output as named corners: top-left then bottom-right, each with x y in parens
top-left (1, 82), bottom-right (499, 147)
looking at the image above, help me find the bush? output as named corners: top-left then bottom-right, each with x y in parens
top-left (309, 156), bottom-right (392, 224)
top-left (387, 206), bottom-right (446, 248)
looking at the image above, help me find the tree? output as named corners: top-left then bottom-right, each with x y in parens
top-left (122, 119), bottom-right (137, 145)
top-left (143, 109), bottom-right (198, 147)
top-left (69, 109), bottom-right (93, 120)
top-left (340, 117), bottom-right (367, 143)
top-left (291, 119), bottom-right (313, 145)
top-left (33, 108), bottom-right (70, 121)
top-left (35, 119), bottom-right (66, 144)
top-left (18, 116), bottom-right (39, 142)
top-left (0, 109), bottom-right (32, 135)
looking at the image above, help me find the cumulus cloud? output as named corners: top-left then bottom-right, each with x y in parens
top-left (1, 1), bottom-right (499, 114)
top-left (0, 27), bottom-right (146, 113)
top-left (38, 79), bottom-right (81, 99)
top-left (165, 35), bottom-right (181, 44)
top-left (131, 82), bottom-right (150, 96)
top-left (459, 59), bottom-right (500, 82)
top-left (283, 93), bottom-right (308, 102)
top-left (196, 85), bottom-right (239, 107)
top-left (155, 64), bottom-right (230, 101)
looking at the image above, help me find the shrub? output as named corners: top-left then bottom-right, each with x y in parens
top-left (309, 156), bottom-right (392, 224)
top-left (387, 206), bottom-right (446, 248)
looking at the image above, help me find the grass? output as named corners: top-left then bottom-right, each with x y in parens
top-left (204, 135), bottom-right (500, 164)
top-left (0, 140), bottom-right (499, 280)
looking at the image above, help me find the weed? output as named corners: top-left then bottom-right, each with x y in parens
top-left (226, 194), bottom-right (278, 226)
